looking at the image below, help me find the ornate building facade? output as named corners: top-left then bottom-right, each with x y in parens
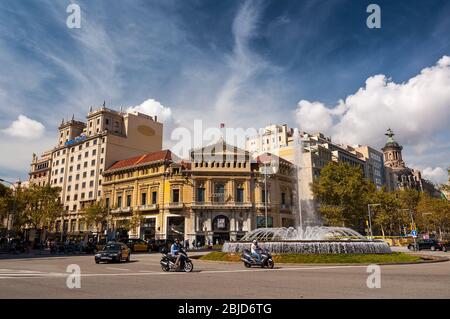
top-left (101, 140), bottom-right (296, 244)
top-left (382, 128), bottom-right (440, 196)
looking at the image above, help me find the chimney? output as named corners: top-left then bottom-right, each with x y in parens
top-left (155, 115), bottom-right (158, 122)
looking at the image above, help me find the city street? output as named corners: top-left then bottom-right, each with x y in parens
top-left (0, 250), bottom-right (449, 298)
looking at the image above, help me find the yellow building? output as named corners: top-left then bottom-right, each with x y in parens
top-left (102, 140), bottom-right (295, 244)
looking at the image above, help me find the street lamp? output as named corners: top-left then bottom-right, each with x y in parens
top-left (0, 178), bottom-right (21, 234)
top-left (367, 203), bottom-right (381, 239)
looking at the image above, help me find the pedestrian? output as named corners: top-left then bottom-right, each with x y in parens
top-left (185, 239), bottom-right (190, 250)
top-left (192, 239), bottom-right (196, 250)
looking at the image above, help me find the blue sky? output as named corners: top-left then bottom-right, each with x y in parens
top-left (0, 0), bottom-right (449, 184)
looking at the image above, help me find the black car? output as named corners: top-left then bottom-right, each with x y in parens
top-left (408, 239), bottom-right (447, 252)
top-left (95, 242), bottom-right (131, 263)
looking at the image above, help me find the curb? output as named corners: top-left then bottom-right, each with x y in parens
top-left (193, 254), bottom-right (449, 266)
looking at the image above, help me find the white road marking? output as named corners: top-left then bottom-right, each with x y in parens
top-left (0, 264), bottom-right (369, 279)
top-left (106, 267), bottom-right (130, 271)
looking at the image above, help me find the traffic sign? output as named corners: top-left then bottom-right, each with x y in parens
top-left (411, 230), bottom-right (417, 237)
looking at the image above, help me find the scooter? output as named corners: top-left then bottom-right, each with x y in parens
top-left (241, 248), bottom-right (274, 269)
top-left (160, 247), bottom-right (194, 272)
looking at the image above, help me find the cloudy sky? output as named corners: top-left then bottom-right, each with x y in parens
top-left (0, 0), bottom-right (449, 184)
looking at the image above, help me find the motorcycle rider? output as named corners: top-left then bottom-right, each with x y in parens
top-left (251, 239), bottom-right (262, 262)
top-left (170, 238), bottom-right (185, 269)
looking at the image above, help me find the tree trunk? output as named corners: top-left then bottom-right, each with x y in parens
top-left (381, 226), bottom-right (385, 238)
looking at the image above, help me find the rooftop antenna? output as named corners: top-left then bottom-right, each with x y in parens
top-left (103, 100), bottom-right (106, 107)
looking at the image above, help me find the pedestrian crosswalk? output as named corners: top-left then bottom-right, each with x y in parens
top-left (0, 268), bottom-right (63, 279)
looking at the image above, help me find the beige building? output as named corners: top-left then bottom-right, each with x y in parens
top-left (102, 140), bottom-right (296, 244)
top-left (40, 105), bottom-right (163, 235)
top-left (29, 150), bottom-right (52, 187)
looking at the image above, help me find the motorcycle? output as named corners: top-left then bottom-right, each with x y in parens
top-left (160, 247), bottom-right (194, 272)
top-left (241, 248), bottom-right (274, 269)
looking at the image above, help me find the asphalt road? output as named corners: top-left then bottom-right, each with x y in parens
top-left (0, 249), bottom-right (449, 298)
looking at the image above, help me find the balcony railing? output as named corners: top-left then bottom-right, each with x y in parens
top-left (191, 201), bottom-right (253, 209)
top-left (110, 207), bottom-right (131, 213)
top-left (255, 202), bottom-right (271, 209)
top-left (167, 202), bottom-right (184, 209)
top-left (136, 204), bottom-right (159, 211)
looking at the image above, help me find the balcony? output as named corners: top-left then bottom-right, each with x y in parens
top-left (167, 202), bottom-right (184, 209)
top-left (192, 201), bottom-right (253, 209)
top-left (110, 207), bottom-right (131, 214)
top-left (255, 202), bottom-right (271, 210)
top-left (136, 204), bottom-right (159, 211)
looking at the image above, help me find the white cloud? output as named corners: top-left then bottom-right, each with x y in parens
top-left (295, 100), bottom-right (333, 133)
top-left (2, 115), bottom-right (45, 139)
top-left (296, 56), bottom-right (450, 150)
top-left (126, 98), bottom-right (173, 123)
top-left (420, 167), bottom-right (448, 185)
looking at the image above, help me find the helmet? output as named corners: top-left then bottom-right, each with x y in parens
top-left (174, 238), bottom-right (180, 243)
top-left (252, 240), bottom-right (258, 244)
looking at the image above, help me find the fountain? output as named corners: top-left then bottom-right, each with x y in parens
top-left (223, 128), bottom-right (391, 254)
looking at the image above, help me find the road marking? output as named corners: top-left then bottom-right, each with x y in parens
top-left (0, 264), bottom-right (370, 279)
top-left (106, 267), bottom-right (130, 271)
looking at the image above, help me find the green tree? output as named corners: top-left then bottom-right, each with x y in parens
top-left (0, 183), bottom-right (13, 223)
top-left (417, 193), bottom-right (450, 240)
top-left (370, 189), bottom-right (402, 236)
top-left (311, 162), bottom-right (376, 231)
top-left (82, 201), bottom-right (109, 232)
top-left (18, 185), bottom-right (62, 230)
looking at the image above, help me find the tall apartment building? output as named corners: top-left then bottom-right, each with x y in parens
top-left (29, 150), bottom-right (52, 186)
top-left (44, 105), bottom-right (163, 234)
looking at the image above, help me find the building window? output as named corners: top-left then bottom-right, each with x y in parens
top-left (141, 193), bottom-right (147, 205)
top-left (126, 194), bottom-right (132, 207)
top-left (91, 159), bottom-right (95, 166)
top-left (90, 170), bottom-right (95, 177)
top-left (236, 186), bottom-right (244, 203)
top-left (196, 187), bottom-right (205, 202)
top-left (117, 195), bottom-right (122, 208)
top-left (152, 191), bottom-right (157, 204)
top-left (281, 192), bottom-right (286, 206)
top-left (105, 198), bottom-right (110, 208)
top-left (172, 189), bottom-right (180, 203)
top-left (89, 191), bottom-right (93, 198)
top-left (92, 149), bottom-right (96, 156)
top-left (214, 183), bottom-right (225, 203)
top-left (89, 181), bottom-right (94, 187)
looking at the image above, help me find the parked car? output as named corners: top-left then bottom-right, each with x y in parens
top-left (95, 242), bottom-right (131, 263)
top-left (122, 238), bottom-right (150, 252)
top-left (408, 239), bottom-right (447, 252)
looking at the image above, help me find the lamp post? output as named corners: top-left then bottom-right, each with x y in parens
top-left (367, 203), bottom-right (381, 239)
top-left (0, 178), bottom-right (20, 234)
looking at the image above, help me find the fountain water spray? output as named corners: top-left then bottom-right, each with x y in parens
top-left (223, 127), bottom-right (391, 254)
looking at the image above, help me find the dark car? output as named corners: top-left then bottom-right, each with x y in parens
top-left (95, 242), bottom-right (131, 263)
top-left (408, 239), bottom-right (447, 252)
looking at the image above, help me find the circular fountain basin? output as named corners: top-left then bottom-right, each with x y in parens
top-left (222, 240), bottom-right (391, 254)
